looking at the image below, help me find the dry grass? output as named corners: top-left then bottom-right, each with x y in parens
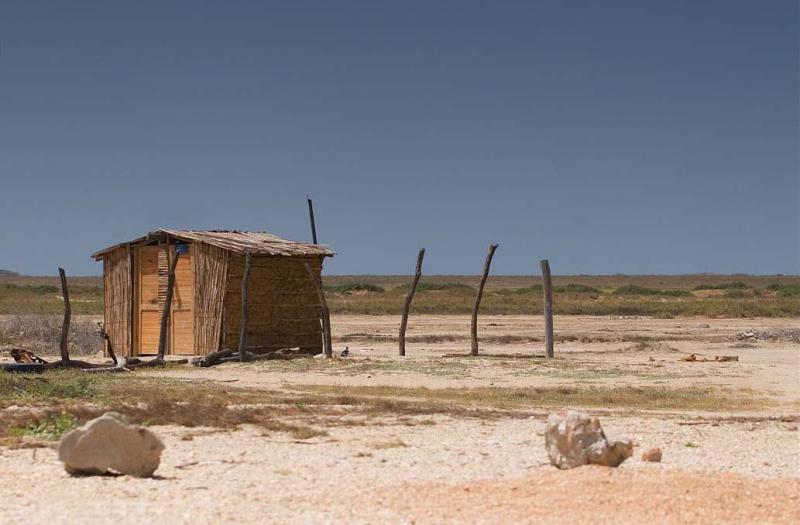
top-left (2, 274), bottom-right (798, 317)
top-left (0, 364), bottom-right (776, 446)
top-left (0, 315), bottom-right (102, 355)
top-left (294, 384), bottom-right (771, 412)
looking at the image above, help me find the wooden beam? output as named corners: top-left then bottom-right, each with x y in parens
top-left (58, 267), bottom-right (71, 365)
top-left (307, 196), bottom-right (318, 245)
top-left (156, 247), bottom-right (181, 362)
top-left (305, 262), bottom-right (332, 357)
top-left (540, 259), bottom-right (554, 358)
top-left (471, 243), bottom-right (498, 356)
top-left (399, 248), bottom-right (425, 357)
top-left (238, 253), bottom-right (252, 362)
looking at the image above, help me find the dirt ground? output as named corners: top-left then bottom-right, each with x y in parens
top-left (1, 314), bottom-right (798, 524)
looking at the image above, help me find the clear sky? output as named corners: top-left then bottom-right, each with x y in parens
top-left (1, 1), bottom-right (797, 276)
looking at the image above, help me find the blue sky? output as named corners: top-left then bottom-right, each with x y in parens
top-left (1, 1), bottom-right (797, 276)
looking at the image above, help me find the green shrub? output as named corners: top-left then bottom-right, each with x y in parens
top-left (10, 412), bottom-right (77, 440)
top-left (725, 289), bottom-right (745, 298)
top-left (693, 282), bottom-right (748, 290)
top-left (613, 285), bottom-right (690, 297)
top-left (415, 282), bottom-right (474, 292)
top-left (0, 283), bottom-right (58, 295)
top-left (324, 282), bottom-right (385, 294)
top-left (766, 284), bottom-right (800, 297)
top-left (554, 284), bottom-right (601, 294)
top-left (509, 285), bottom-right (543, 295)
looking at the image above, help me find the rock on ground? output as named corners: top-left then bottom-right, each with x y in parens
top-left (545, 410), bottom-right (633, 469)
top-left (58, 412), bottom-right (164, 477)
top-left (641, 447), bottom-right (663, 462)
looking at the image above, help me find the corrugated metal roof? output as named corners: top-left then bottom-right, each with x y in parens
top-left (92, 229), bottom-right (334, 259)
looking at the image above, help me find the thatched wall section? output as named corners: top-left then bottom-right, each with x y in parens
top-left (193, 244), bottom-right (229, 355)
top-left (103, 245), bottom-right (133, 356)
top-left (222, 255), bottom-right (324, 353)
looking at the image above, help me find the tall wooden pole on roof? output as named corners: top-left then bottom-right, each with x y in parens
top-left (470, 243), bottom-right (498, 356)
top-left (58, 267), bottom-right (71, 365)
top-left (399, 248), bottom-right (425, 357)
top-left (238, 252), bottom-right (253, 361)
top-left (307, 196), bottom-right (318, 245)
top-left (540, 259), bottom-right (554, 358)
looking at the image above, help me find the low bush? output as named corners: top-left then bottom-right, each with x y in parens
top-left (612, 285), bottom-right (690, 297)
top-left (766, 283), bottom-right (800, 297)
top-left (324, 282), bottom-right (385, 294)
top-left (415, 282), bottom-right (475, 292)
top-left (693, 282), bottom-right (748, 290)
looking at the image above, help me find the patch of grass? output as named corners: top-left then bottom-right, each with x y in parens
top-left (725, 289), bottom-right (746, 299)
top-left (10, 412), bottom-right (77, 441)
top-left (415, 282), bottom-right (475, 292)
top-left (613, 285), bottom-right (691, 297)
top-left (369, 437), bottom-right (408, 449)
top-left (553, 284), bottom-right (601, 294)
top-left (693, 282), bottom-right (748, 290)
top-left (295, 384), bottom-right (770, 412)
top-left (324, 282), bottom-right (385, 294)
top-left (767, 283), bottom-right (800, 297)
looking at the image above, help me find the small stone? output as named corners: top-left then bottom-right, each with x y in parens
top-left (641, 447), bottom-right (662, 462)
top-left (544, 411), bottom-right (633, 469)
top-left (58, 412), bottom-right (164, 477)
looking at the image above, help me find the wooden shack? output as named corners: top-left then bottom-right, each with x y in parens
top-left (92, 229), bottom-right (334, 357)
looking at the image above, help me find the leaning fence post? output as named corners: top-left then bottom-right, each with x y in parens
top-left (156, 246), bottom-right (182, 363)
top-left (540, 259), bottom-right (554, 358)
top-left (471, 243), bottom-right (498, 356)
top-left (238, 253), bottom-right (253, 362)
top-left (399, 248), bottom-right (425, 357)
top-left (305, 263), bottom-right (332, 358)
top-left (58, 267), bottom-right (71, 365)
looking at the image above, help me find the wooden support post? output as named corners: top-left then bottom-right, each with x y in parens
top-left (238, 253), bottom-right (252, 362)
top-left (58, 267), bottom-right (71, 365)
top-left (305, 263), bottom-right (332, 358)
top-left (307, 196), bottom-right (318, 245)
top-left (156, 247), bottom-right (181, 362)
top-left (399, 248), bottom-right (425, 357)
top-left (540, 259), bottom-right (554, 358)
top-left (471, 243), bottom-right (498, 356)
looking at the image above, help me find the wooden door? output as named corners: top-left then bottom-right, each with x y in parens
top-left (135, 245), bottom-right (195, 355)
top-left (170, 247), bottom-right (194, 355)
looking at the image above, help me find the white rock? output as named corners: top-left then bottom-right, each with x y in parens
top-left (58, 412), bottom-right (164, 477)
top-left (545, 410), bottom-right (633, 469)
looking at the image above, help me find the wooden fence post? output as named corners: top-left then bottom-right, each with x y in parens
top-left (156, 247), bottom-right (182, 362)
top-left (471, 244), bottom-right (498, 356)
top-left (58, 267), bottom-right (71, 365)
top-left (305, 263), bottom-right (332, 357)
top-left (540, 259), bottom-right (554, 358)
top-left (238, 253), bottom-right (253, 362)
top-left (399, 248), bottom-right (425, 357)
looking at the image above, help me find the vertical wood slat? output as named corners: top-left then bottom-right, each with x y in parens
top-left (194, 243), bottom-right (229, 355)
top-left (103, 246), bottom-right (133, 357)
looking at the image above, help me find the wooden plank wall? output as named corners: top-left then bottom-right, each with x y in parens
top-left (194, 243), bottom-right (229, 355)
top-left (103, 245), bottom-right (133, 356)
top-left (222, 255), bottom-right (324, 354)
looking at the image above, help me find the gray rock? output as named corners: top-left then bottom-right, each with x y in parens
top-left (58, 412), bottom-right (164, 477)
top-left (545, 411), bottom-right (633, 469)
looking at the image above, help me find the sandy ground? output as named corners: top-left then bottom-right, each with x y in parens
top-left (1, 315), bottom-right (799, 524)
top-left (153, 315), bottom-right (800, 402)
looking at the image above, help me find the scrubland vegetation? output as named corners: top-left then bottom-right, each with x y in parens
top-left (1, 273), bottom-right (798, 318)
